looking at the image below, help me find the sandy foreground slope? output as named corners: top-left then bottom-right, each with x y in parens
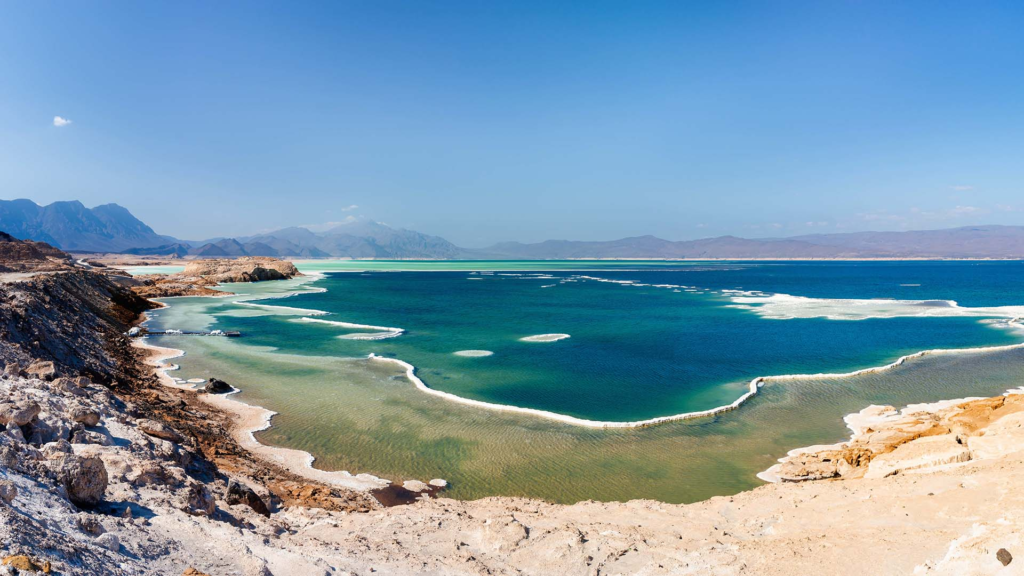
top-left (5, 365), bottom-right (1023, 575)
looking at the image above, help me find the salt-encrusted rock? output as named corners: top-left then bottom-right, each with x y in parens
top-left (240, 556), bottom-right (273, 576)
top-left (182, 481), bottom-right (216, 516)
top-left (429, 478), bottom-right (448, 488)
top-left (402, 480), bottom-right (430, 493)
top-left (138, 419), bottom-right (183, 443)
top-left (56, 377), bottom-right (89, 397)
top-left (25, 360), bottom-right (56, 381)
top-left (203, 378), bottom-right (233, 394)
top-left (0, 401), bottom-right (40, 427)
top-left (226, 479), bottom-right (270, 517)
top-left (129, 463), bottom-right (170, 486)
top-left (70, 404), bottom-right (101, 427)
top-left (71, 429), bottom-right (112, 446)
top-left (42, 439), bottom-right (74, 458)
top-left (50, 453), bottom-right (108, 507)
top-left (76, 513), bottom-right (105, 535)
top-left (26, 418), bottom-right (69, 445)
top-left (3, 425), bottom-right (25, 444)
top-left (96, 532), bottom-right (120, 552)
top-left (864, 434), bottom-right (972, 479)
top-left (0, 480), bottom-right (17, 504)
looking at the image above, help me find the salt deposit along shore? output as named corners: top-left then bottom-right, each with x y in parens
top-left (2, 244), bottom-right (1023, 574)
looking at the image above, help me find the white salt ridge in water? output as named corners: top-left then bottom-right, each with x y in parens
top-left (453, 350), bottom-right (495, 357)
top-left (520, 333), bottom-right (571, 343)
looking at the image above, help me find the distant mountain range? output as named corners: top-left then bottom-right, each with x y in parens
top-left (0, 199), bottom-right (174, 252)
top-left (472, 227), bottom-right (1024, 259)
top-left (4, 198), bottom-right (1024, 259)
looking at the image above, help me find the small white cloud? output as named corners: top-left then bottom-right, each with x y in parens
top-left (340, 204), bottom-right (359, 212)
top-left (950, 185), bottom-right (974, 192)
top-left (948, 205), bottom-right (982, 216)
top-left (53, 116), bottom-right (73, 127)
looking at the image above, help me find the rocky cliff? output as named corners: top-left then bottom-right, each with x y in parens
top-left (180, 257), bottom-right (299, 283)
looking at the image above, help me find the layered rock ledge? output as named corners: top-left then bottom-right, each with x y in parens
top-left (132, 256), bottom-right (301, 298)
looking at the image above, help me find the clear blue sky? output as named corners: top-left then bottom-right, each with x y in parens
top-left (1, 1), bottom-right (1022, 246)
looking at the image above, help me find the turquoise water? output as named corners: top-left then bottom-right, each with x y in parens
top-left (149, 260), bottom-right (1024, 502)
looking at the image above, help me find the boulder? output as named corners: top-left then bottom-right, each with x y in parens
top-left (0, 401), bottom-right (40, 427)
top-left (202, 378), bottom-right (233, 394)
top-left (138, 419), bottom-right (183, 443)
top-left (1, 556), bottom-right (48, 573)
top-left (3, 426), bottom-right (25, 444)
top-left (50, 453), bottom-right (108, 507)
top-left (25, 360), bottom-right (56, 381)
top-left (2, 363), bottom-right (21, 378)
top-left (26, 418), bottom-right (69, 446)
top-left (181, 481), bottom-right (216, 516)
top-left (70, 429), bottom-right (112, 446)
top-left (226, 479), bottom-right (270, 517)
top-left (76, 513), bottom-right (105, 535)
top-left (0, 480), bottom-right (16, 504)
top-left (42, 439), bottom-right (73, 458)
top-left (95, 532), bottom-right (120, 552)
top-left (70, 405), bottom-right (101, 427)
top-left (56, 377), bottom-right (88, 397)
top-left (184, 569), bottom-right (212, 576)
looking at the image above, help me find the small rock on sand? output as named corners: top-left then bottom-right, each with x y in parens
top-left (997, 548), bottom-right (1013, 566)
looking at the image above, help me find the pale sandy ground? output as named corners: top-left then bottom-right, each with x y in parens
top-left (130, 333), bottom-right (1024, 574)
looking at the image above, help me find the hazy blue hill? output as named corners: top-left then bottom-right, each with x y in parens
top-left (474, 234), bottom-right (861, 259)
top-left (789, 226), bottom-right (1024, 258)
top-left (0, 199), bottom-right (172, 252)
top-left (7, 197), bottom-right (1024, 259)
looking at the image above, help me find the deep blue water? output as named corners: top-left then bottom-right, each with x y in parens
top-left (199, 261), bottom-right (1024, 422)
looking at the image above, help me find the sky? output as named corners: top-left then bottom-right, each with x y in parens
top-left (1, 1), bottom-right (1023, 247)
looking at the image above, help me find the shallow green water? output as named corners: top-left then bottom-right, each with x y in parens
top-left (148, 261), bottom-right (1024, 503)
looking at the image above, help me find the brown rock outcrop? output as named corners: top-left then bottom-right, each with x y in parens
top-left (181, 257), bottom-right (299, 283)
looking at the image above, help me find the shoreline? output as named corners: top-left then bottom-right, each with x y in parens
top-left (133, 314), bottom-right (391, 493)
top-left (195, 271), bottom-right (1024, 431)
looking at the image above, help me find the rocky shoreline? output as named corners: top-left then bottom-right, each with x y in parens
top-left (2, 239), bottom-right (1022, 574)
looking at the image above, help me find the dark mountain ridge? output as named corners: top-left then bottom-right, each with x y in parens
top-left (0, 199), bottom-right (173, 252)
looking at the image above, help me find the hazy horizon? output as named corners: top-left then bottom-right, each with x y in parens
top-left (2, 2), bottom-right (1023, 245)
